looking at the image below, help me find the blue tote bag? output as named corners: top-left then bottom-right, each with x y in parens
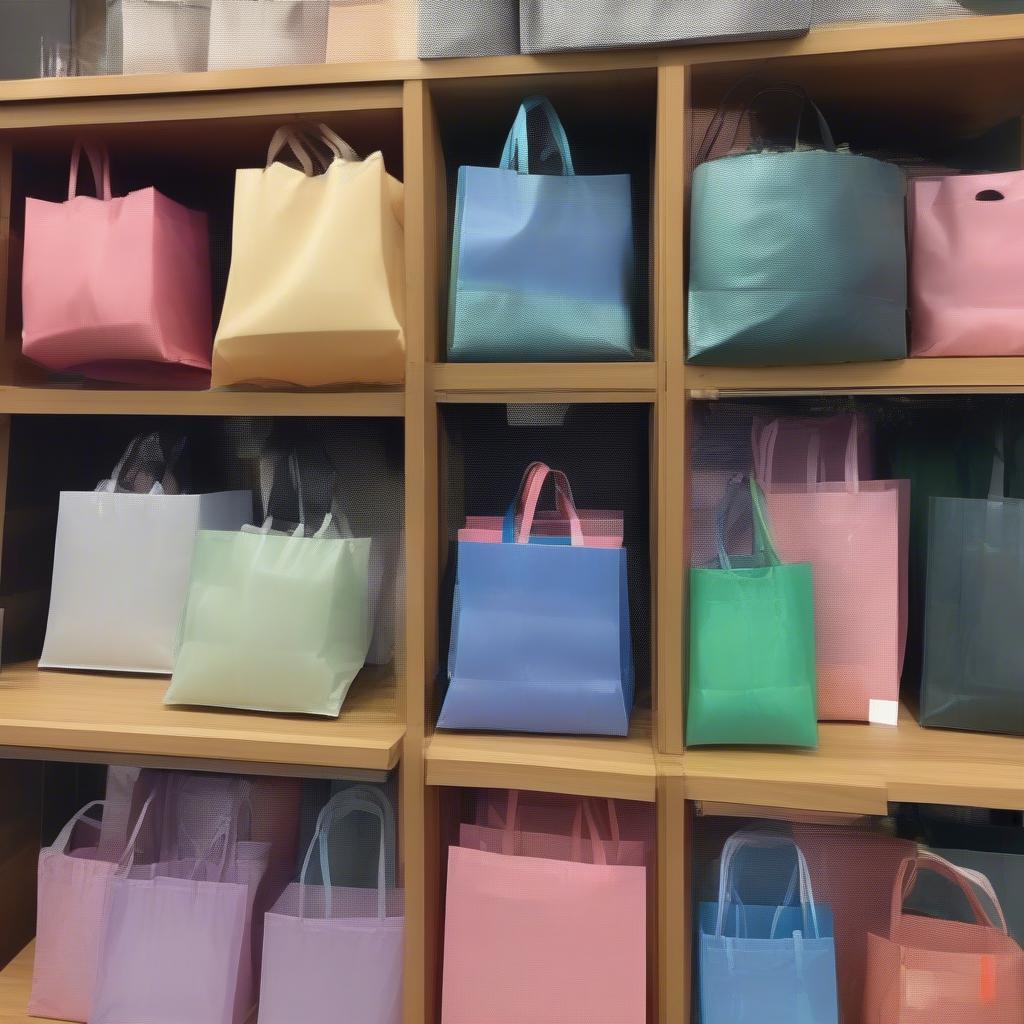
top-left (439, 474), bottom-right (634, 736)
top-left (447, 96), bottom-right (637, 363)
top-left (700, 832), bottom-right (839, 1024)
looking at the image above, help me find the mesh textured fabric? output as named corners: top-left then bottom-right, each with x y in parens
top-left (519, 0), bottom-right (809, 55)
top-left (207, 0), bottom-right (329, 71)
top-left (811, 0), bottom-right (998, 25)
top-left (120, 0), bottom-right (211, 75)
top-left (441, 404), bottom-right (650, 710)
top-left (326, 0), bottom-right (417, 62)
top-left (417, 0), bottom-right (518, 57)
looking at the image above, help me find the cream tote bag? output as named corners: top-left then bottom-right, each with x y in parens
top-left (213, 124), bottom-right (406, 387)
top-left (208, 0), bottom-right (329, 70)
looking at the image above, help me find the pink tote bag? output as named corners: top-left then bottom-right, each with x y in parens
top-left (461, 792), bottom-right (646, 866)
top-left (258, 790), bottom-right (404, 1024)
top-left (91, 801), bottom-right (270, 1024)
top-left (911, 172), bottom-right (1024, 357)
top-left (460, 462), bottom-right (624, 547)
top-left (22, 143), bottom-right (212, 387)
top-left (441, 799), bottom-right (646, 1024)
top-left (864, 853), bottom-right (1024, 1023)
top-left (755, 419), bottom-right (909, 723)
top-left (30, 794), bottom-right (155, 1022)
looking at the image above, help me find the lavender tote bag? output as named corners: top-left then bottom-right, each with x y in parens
top-left (258, 788), bottom-right (404, 1024)
top-left (91, 803), bottom-right (270, 1024)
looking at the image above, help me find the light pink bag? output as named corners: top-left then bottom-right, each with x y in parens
top-left (258, 789), bottom-right (404, 1024)
top-left (910, 172), bottom-right (1024, 357)
top-left (29, 793), bottom-right (155, 1022)
top-left (91, 793), bottom-right (270, 1024)
top-left (441, 799), bottom-right (646, 1024)
top-left (22, 142), bottom-right (212, 387)
top-left (461, 792), bottom-right (646, 866)
top-left (755, 418), bottom-right (909, 723)
top-left (460, 462), bottom-right (623, 548)
top-left (864, 852), bottom-right (1024, 1023)
top-left (752, 414), bottom-right (875, 485)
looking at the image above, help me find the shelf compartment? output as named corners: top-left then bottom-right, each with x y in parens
top-left (686, 358), bottom-right (1024, 397)
top-left (432, 363), bottom-right (658, 403)
top-left (683, 703), bottom-right (1024, 815)
top-left (0, 663), bottom-right (404, 772)
top-left (425, 710), bottom-right (657, 802)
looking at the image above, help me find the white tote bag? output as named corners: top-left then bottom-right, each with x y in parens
top-left (40, 483), bottom-right (252, 674)
top-left (208, 0), bottom-right (329, 70)
top-left (121, 0), bottom-right (212, 74)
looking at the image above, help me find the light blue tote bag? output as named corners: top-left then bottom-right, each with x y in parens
top-left (439, 536), bottom-right (634, 736)
top-left (699, 832), bottom-right (839, 1024)
top-left (688, 85), bottom-right (907, 366)
top-left (448, 96), bottom-right (637, 363)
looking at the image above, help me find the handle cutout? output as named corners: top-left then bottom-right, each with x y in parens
top-left (976, 189), bottom-right (1005, 202)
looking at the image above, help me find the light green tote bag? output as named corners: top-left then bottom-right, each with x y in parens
top-left (165, 512), bottom-right (371, 718)
top-left (686, 476), bottom-right (818, 748)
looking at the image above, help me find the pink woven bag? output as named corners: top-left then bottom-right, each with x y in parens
top-left (911, 172), bottom-right (1024, 357)
top-left (864, 852), bottom-right (1024, 1023)
top-left (22, 143), bottom-right (212, 386)
top-left (755, 418), bottom-right (909, 723)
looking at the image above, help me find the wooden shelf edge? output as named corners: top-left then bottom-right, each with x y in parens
top-left (0, 386), bottom-right (405, 417)
top-left (0, 942), bottom-right (44, 1024)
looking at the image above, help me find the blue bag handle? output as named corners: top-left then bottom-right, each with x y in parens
top-left (499, 96), bottom-right (576, 177)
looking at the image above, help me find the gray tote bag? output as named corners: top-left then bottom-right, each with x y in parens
top-left (418, 0), bottom-right (519, 57)
top-left (920, 441), bottom-right (1024, 735)
top-left (520, 0), bottom-right (809, 55)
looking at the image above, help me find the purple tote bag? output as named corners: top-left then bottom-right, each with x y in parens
top-left (91, 799), bottom-right (269, 1024)
top-left (258, 788), bottom-right (404, 1024)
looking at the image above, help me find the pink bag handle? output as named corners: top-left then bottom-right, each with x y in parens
top-left (54, 799), bottom-right (106, 853)
top-left (68, 142), bottom-right (112, 201)
top-left (757, 415), bottom-right (863, 492)
top-left (499, 792), bottom-right (610, 866)
top-left (892, 853), bottom-right (1004, 937)
top-left (518, 463), bottom-right (583, 546)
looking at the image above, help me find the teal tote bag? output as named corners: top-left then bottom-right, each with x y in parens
top-left (688, 86), bottom-right (907, 366)
top-left (448, 95), bottom-right (637, 362)
top-left (687, 476), bottom-right (818, 747)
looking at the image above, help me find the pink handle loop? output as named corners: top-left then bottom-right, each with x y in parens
top-left (518, 463), bottom-right (583, 546)
top-left (68, 142), bottom-right (112, 201)
top-left (753, 419), bottom-right (779, 487)
top-left (568, 799), bottom-right (616, 866)
top-left (891, 853), bottom-right (998, 937)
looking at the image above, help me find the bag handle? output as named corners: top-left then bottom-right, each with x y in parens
top-left (715, 475), bottom-right (780, 570)
top-left (500, 96), bottom-right (576, 177)
top-left (695, 80), bottom-right (835, 166)
top-left (498, 791), bottom-right (609, 866)
top-left (167, 777), bottom-right (252, 884)
top-left (503, 462), bottom-right (584, 546)
top-left (891, 852), bottom-right (1004, 937)
top-left (989, 428), bottom-right (1006, 500)
top-left (715, 831), bottom-right (822, 940)
top-left (299, 791), bottom-right (393, 921)
top-left (266, 123), bottom-right (359, 175)
top-left (68, 142), bottom-right (112, 201)
top-left (53, 799), bottom-right (106, 853)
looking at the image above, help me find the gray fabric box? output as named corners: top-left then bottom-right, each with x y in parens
top-left (0, 0), bottom-right (72, 79)
top-left (519, 0), bottom-right (809, 55)
top-left (418, 0), bottom-right (518, 58)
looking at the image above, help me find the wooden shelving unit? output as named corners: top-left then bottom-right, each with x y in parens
top-left (1, 15), bottom-right (1024, 1024)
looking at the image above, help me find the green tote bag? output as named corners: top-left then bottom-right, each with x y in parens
top-left (687, 476), bottom-right (818, 747)
top-left (687, 85), bottom-right (907, 366)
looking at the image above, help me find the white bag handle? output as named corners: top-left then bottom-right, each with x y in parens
top-left (266, 123), bottom-right (359, 176)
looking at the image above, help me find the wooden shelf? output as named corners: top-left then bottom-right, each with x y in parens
top-left (0, 385), bottom-right (404, 417)
top-left (424, 710), bottom-right (657, 801)
top-left (0, 943), bottom-right (43, 1024)
top-left (0, 663), bottom-right (404, 773)
top-left (683, 704), bottom-right (1024, 815)
top-left (686, 358), bottom-right (1024, 397)
top-left (431, 362), bottom-right (658, 404)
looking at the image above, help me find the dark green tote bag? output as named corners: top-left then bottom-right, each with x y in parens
top-left (687, 476), bottom-right (818, 748)
top-left (920, 440), bottom-right (1024, 735)
top-left (687, 85), bottom-right (907, 366)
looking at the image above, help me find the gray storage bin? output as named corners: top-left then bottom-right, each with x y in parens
top-left (519, 0), bottom-right (809, 54)
top-left (0, 0), bottom-right (72, 79)
top-left (812, 0), bottom-right (1024, 23)
top-left (418, 0), bottom-right (518, 58)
